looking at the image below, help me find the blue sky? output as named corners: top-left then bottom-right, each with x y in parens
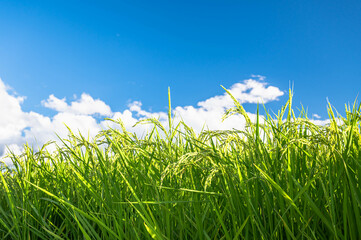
top-left (1, 0), bottom-right (361, 157)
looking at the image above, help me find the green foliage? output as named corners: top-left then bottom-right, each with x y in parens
top-left (0, 90), bottom-right (360, 239)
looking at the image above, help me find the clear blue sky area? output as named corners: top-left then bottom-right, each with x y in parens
top-left (1, 0), bottom-right (361, 117)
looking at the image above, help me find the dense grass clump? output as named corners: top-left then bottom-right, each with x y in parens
top-left (1, 90), bottom-right (360, 239)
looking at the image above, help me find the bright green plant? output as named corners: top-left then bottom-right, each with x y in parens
top-left (0, 88), bottom-right (360, 239)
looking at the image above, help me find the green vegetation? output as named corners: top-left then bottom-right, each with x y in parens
top-left (1, 89), bottom-right (360, 239)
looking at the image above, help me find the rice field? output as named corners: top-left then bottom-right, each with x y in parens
top-left (1, 90), bottom-right (360, 239)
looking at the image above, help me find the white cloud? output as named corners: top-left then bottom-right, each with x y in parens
top-left (251, 74), bottom-right (266, 81)
top-left (312, 114), bottom-right (321, 119)
top-left (0, 79), bottom-right (31, 157)
top-left (0, 76), bottom-right (288, 164)
top-left (197, 79), bottom-right (284, 111)
top-left (310, 119), bottom-right (330, 126)
top-left (128, 101), bottom-right (168, 120)
top-left (42, 93), bottom-right (112, 116)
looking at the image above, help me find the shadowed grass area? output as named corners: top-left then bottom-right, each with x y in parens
top-left (0, 89), bottom-right (360, 239)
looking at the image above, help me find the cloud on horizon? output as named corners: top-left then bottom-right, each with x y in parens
top-left (0, 76), bottom-right (286, 163)
top-left (42, 93), bottom-right (112, 116)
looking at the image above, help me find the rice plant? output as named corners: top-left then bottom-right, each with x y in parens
top-left (0, 89), bottom-right (360, 239)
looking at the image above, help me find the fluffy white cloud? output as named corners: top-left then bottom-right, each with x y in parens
top-left (0, 80), bottom-right (34, 157)
top-left (250, 74), bottom-right (266, 81)
top-left (42, 93), bottom-right (112, 116)
top-left (0, 76), bottom-right (290, 164)
top-left (197, 79), bottom-right (284, 111)
top-left (312, 114), bottom-right (321, 119)
top-left (310, 119), bottom-right (330, 126)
